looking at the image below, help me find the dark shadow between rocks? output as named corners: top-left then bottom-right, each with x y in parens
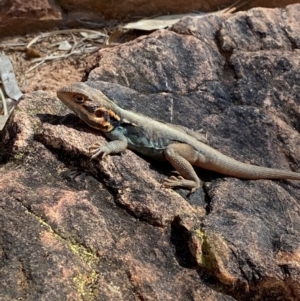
top-left (171, 216), bottom-right (233, 298)
top-left (171, 216), bottom-right (196, 269)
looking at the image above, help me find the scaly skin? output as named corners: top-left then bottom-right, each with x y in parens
top-left (57, 82), bottom-right (300, 192)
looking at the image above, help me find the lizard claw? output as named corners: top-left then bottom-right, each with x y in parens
top-left (185, 128), bottom-right (208, 144)
top-left (90, 150), bottom-right (107, 160)
top-left (193, 129), bottom-right (208, 144)
top-left (162, 175), bottom-right (184, 188)
top-left (162, 175), bottom-right (200, 193)
top-left (89, 143), bottom-right (110, 160)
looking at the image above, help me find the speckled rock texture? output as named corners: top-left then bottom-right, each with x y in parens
top-left (1, 4), bottom-right (300, 301)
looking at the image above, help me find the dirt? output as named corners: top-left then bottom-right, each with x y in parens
top-left (0, 30), bottom-right (106, 95)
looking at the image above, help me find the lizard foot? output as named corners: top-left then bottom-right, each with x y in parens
top-left (89, 143), bottom-right (109, 160)
top-left (162, 175), bottom-right (200, 193)
top-left (186, 128), bottom-right (208, 144)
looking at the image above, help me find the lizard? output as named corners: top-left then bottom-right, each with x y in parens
top-left (57, 82), bottom-right (300, 192)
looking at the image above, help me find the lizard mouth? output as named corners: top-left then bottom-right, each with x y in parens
top-left (79, 106), bottom-right (120, 132)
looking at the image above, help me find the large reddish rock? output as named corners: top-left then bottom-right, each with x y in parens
top-left (0, 0), bottom-right (62, 37)
top-left (2, 4), bottom-right (300, 301)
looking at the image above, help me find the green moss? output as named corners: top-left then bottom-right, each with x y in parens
top-left (13, 152), bottom-right (25, 160)
top-left (73, 269), bottom-right (98, 299)
top-left (73, 274), bottom-right (87, 296)
top-left (69, 243), bottom-right (98, 267)
top-left (69, 243), bottom-right (99, 298)
top-left (192, 229), bottom-right (219, 271)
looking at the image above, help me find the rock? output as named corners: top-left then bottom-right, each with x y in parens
top-left (0, 0), bottom-right (62, 37)
top-left (1, 0), bottom-right (299, 37)
top-left (2, 4), bottom-right (300, 301)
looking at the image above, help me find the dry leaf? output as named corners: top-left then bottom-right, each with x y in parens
top-left (123, 0), bottom-right (246, 31)
top-left (0, 55), bottom-right (23, 130)
top-left (123, 13), bottom-right (202, 31)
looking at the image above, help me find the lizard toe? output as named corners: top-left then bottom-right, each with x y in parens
top-left (162, 175), bottom-right (200, 192)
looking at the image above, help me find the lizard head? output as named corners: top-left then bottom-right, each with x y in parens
top-left (57, 82), bottom-right (120, 132)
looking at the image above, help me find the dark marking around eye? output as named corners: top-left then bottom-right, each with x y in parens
top-left (74, 94), bottom-right (85, 103)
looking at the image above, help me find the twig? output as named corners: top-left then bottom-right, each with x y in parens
top-left (26, 29), bottom-right (107, 72)
top-left (26, 29), bottom-right (107, 49)
top-left (220, 0), bottom-right (247, 14)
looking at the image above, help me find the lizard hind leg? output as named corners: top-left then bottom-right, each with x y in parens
top-left (163, 143), bottom-right (201, 192)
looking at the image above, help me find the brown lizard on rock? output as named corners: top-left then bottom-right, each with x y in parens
top-left (57, 82), bottom-right (300, 192)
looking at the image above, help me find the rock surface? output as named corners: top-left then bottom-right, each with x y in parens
top-left (0, 0), bottom-right (300, 37)
top-left (2, 4), bottom-right (300, 301)
top-left (0, 0), bottom-right (62, 37)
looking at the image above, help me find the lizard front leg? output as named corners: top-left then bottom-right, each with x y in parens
top-left (163, 143), bottom-right (202, 192)
top-left (90, 129), bottom-right (128, 159)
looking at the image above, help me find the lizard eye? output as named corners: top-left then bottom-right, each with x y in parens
top-left (74, 95), bottom-right (85, 103)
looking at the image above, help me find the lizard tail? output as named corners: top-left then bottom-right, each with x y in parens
top-left (203, 154), bottom-right (300, 181)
